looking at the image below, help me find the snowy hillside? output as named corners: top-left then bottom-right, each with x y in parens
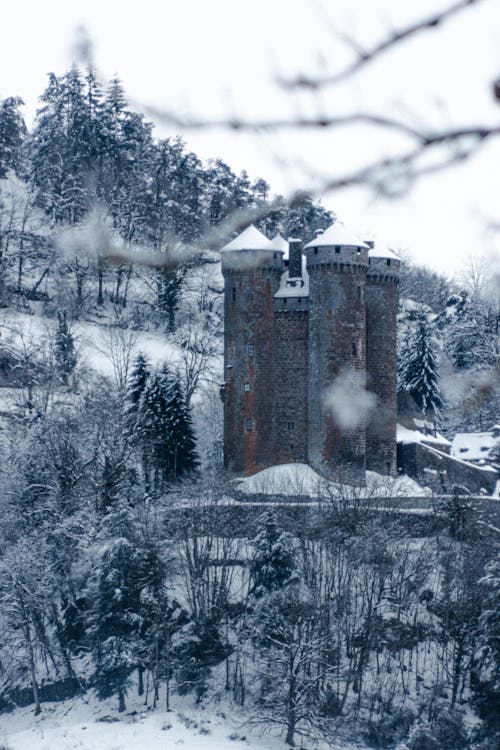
top-left (2, 692), bottom-right (365, 750)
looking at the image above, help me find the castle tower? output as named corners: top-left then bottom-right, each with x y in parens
top-left (220, 225), bottom-right (284, 474)
top-left (365, 244), bottom-right (400, 475)
top-left (304, 224), bottom-right (369, 483)
top-left (272, 238), bottom-right (309, 465)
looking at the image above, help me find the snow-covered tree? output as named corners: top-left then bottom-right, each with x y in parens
top-left (249, 511), bottom-right (298, 598)
top-left (54, 311), bottom-right (76, 385)
top-left (398, 313), bottom-right (443, 416)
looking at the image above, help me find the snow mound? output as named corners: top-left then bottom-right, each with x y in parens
top-left (237, 463), bottom-right (429, 499)
top-left (238, 463), bottom-right (326, 496)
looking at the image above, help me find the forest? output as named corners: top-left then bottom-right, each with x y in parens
top-left (0, 67), bottom-right (499, 750)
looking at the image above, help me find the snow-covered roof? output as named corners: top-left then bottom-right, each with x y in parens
top-left (275, 257), bottom-right (309, 298)
top-left (397, 424), bottom-right (451, 447)
top-left (369, 244), bottom-right (401, 261)
top-left (305, 222), bottom-right (369, 249)
top-left (220, 224), bottom-right (272, 252)
top-left (275, 273), bottom-right (309, 298)
top-left (266, 233), bottom-right (288, 254)
top-left (451, 431), bottom-right (499, 462)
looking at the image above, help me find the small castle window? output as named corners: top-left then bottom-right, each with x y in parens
top-left (386, 462), bottom-right (391, 475)
top-left (245, 418), bottom-right (254, 431)
top-left (273, 252), bottom-right (277, 259)
top-left (244, 383), bottom-right (250, 392)
top-left (352, 342), bottom-right (357, 356)
top-left (283, 298), bottom-right (287, 305)
top-left (314, 247), bottom-right (318, 255)
top-left (232, 287), bottom-right (236, 301)
top-left (247, 344), bottom-right (254, 357)
top-left (290, 444), bottom-right (294, 451)
top-left (387, 259), bottom-right (391, 266)
top-left (357, 286), bottom-right (362, 302)
top-left (288, 421), bottom-right (295, 430)
top-left (357, 248), bottom-right (361, 255)
top-left (459, 448), bottom-right (468, 453)
top-left (335, 246), bottom-right (341, 253)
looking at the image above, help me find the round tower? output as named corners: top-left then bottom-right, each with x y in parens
top-left (221, 225), bottom-right (284, 474)
top-left (304, 223), bottom-right (369, 484)
top-left (365, 243), bottom-right (400, 476)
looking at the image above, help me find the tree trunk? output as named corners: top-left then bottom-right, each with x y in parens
top-left (118, 686), bottom-right (126, 713)
top-left (97, 253), bottom-right (104, 305)
top-left (122, 263), bottom-right (133, 308)
top-left (138, 665), bottom-right (144, 696)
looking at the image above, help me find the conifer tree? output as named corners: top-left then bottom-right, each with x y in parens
top-left (54, 311), bottom-right (77, 385)
top-left (398, 313), bottom-right (444, 416)
top-left (249, 511), bottom-right (298, 598)
top-left (91, 503), bottom-right (162, 712)
top-left (135, 365), bottom-right (198, 492)
top-left (0, 96), bottom-right (27, 177)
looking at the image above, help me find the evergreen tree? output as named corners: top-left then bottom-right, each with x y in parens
top-left (398, 313), bottom-right (444, 416)
top-left (0, 96), bottom-right (27, 177)
top-left (54, 311), bottom-right (77, 385)
top-left (474, 560), bottom-right (500, 737)
top-left (127, 353), bottom-right (151, 407)
top-left (249, 511), bottom-right (298, 598)
top-left (136, 365), bottom-right (198, 492)
top-left (91, 503), bottom-right (159, 712)
top-left (163, 373), bottom-right (198, 479)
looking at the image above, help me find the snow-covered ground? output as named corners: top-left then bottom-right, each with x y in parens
top-left (236, 462), bottom-right (429, 498)
top-left (1, 692), bottom-right (364, 750)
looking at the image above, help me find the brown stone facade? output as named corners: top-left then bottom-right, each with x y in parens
top-left (222, 242), bottom-right (399, 482)
top-left (366, 258), bottom-right (399, 476)
top-left (222, 250), bottom-right (283, 474)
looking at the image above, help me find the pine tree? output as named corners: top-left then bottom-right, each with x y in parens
top-left (54, 311), bottom-right (77, 385)
top-left (91, 503), bottom-right (156, 712)
top-left (249, 511), bottom-right (298, 598)
top-left (475, 560), bottom-right (500, 736)
top-left (163, 374), bottom-right (198, 480)
top-left (398, 313), bottom-right (444, 416)
top-left (127, 353), bottom-right (151, 407)
top-left (134, 365), bottom-right (197, 492)
top-left (0, 96), bottom-right (27, 177)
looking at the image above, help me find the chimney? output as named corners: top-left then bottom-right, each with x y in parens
top-left (288, 238), bottom-right (302, 279)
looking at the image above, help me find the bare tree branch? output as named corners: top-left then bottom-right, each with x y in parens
top-left (280, 0), bottom-right (486, 90)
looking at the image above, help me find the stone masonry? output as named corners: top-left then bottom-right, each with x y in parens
top-left (220, 222), bottom-right (400, 482)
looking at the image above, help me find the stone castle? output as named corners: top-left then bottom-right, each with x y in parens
top-left (220, 222), bottom-right (400, 483)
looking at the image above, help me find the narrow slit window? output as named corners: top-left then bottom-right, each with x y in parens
top-left (386, 259), bottom-right (391, 266)
top-left (232, 286), bottom-right (236, 301)
top-left (288, 421), bottom-right (295, 430)
top-left (247, 344), bottom-right (254, 357)
top-left (245, 418), bottom-right (254, 431)
top-left (314, 247), bottom-right (318, 255)
top-left (244, 383), bottom-right (250, 392)
top-left (352, 342), bottom-right (357, 356)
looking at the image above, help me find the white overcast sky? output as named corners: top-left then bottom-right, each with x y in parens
top-left (2, 0), bottom-right (500, 276)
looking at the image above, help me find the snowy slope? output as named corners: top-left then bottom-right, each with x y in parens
top-left (1, 692), bottom-right (364, 750)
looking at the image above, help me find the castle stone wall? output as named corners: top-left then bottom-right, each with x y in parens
top-left (305, 252), bottom-right (368, 483)
top-left (366, 260), bottom-right (399, 475)
top-left (272, 310), bottom-right (309, 464)
top-left (222, 251), bottom-right (283, 474)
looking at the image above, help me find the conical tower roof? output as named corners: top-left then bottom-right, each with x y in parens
top-left (368, 244), bottom-right (400, 261)
top-left (305, 222), bottom-right (369, 249)
top-left (220, 224), bottom-right (272, 252)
